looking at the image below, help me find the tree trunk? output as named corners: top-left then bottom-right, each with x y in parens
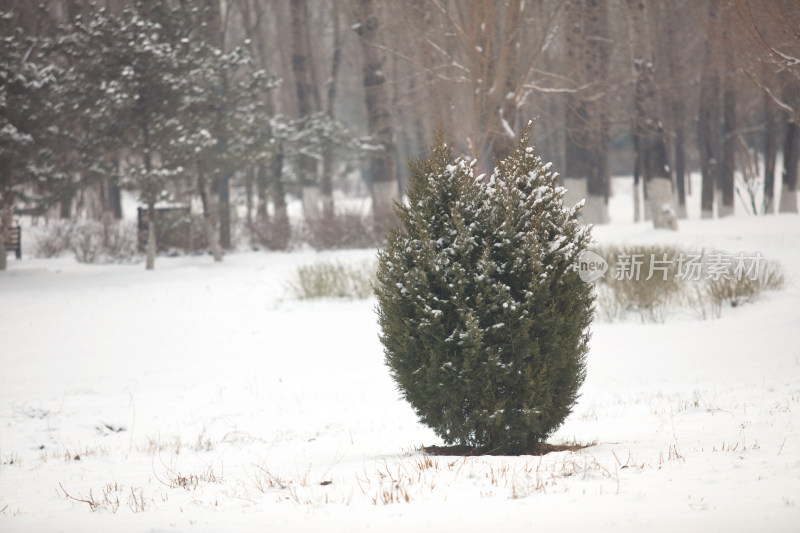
top-left (406, 0), bottom-right (452, 151)
top-left (487, 0), bottom-right (523, 165)
top-left (290, 0), bottom-right (322, 220)
top-left (142, 115), bottom-right (157, 270)
top-left (586, 0), bottom-right (611, 224)
top-left (109, 168), bottom-right (123, 220)
top-left (633, 161), bottom-right (642, 222)
top-left (0, 202), bottom-right (11, 271)
top-left (271, 144), bottom-right (290, 249)
top-left (321, 144), bottom-right (335, 218)
top-left (60, 175), bottom-right (72, 219)
top-left (563, 0), bottom-right (609, 225)
top-left (256, 163), bottom-right (269, 223)
top-left (353, 0), bottom-right (398, 229)
top-left (627, 0), bottom-right (676, 230)
top-left (698, 1), bottom-right (720, 219)
top-left (216, 176), bottom-right (231, 249)
top-left (763, 92), bottom-right (777, 214)
top-left (662, 5), bottom-right (687, 219)
top-left (199, 173), bottom-right (223, 262)
top-left (674, 125), bottom-right (687, 218)
top-left (146, 200), bottom-right (156, 270)
top-left (563, 99), bottom-right (591, 218)
top-left (637, 81), bottom-right (676, 231)
top-left (584, 0), bottom-right (611, 224)
top-left (646, 177), bottom-right (678, 230)
top-left (778, 78), bottom-right (799, 213)
top-left (719, 38), bottom-right (737, 217)
top-left (779, 116), bottom-right (798, 213)
top-left (205, 0), bottom-right (232, 249)
top-left (245, 166), bottom-right (254, 229)
top-left (563, 0), bottom-right (588, 217)
top-left (321, 0), bottom-right (343, 219)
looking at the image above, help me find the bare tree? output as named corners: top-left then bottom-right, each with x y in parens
top-left (625, 0), bottom-right (677, 229)
top-left (321, 0), bottom-right (345, 218)
top-left (562, 0), bottom-right (612, 224)
top-left (658, 1), bottom-right (690, 219)
top-left (712, 0), bottom-right (800, 213)
top-left (389, 2), bottom-right (566, 166)
top-left (697, 1), bottom-right (721, 219)
top-left (236, 0), bottom-right (291, 247)
top-left (779, 77), bottom-right (799, 212)
top-left (290, 0), bottom-right (324, 220)
top-left (763, 74), bottom-right (779, 213)
top-left (352, 0), bottom-right (398, 227)
top-left (202, 0), bottom-right (225, 260)
top-left (718, 8), bottom-right (738, 217)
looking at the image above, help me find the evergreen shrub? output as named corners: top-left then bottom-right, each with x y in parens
top-left (375, 124), bottom-right (594, 453)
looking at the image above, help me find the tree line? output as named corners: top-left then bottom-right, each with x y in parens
top-left (1, 0), bottom-right (798, 270)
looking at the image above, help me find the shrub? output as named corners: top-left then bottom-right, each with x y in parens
top-left (302, 209), bottom-right (379, 250)
top-left (594, 245), bottom-right (687, 323)
top-left (593, 246), bottom-right (786, 321)
top-left (286, 260), bottom-right (376, 300)
top-left (703, 258), bottom-right (785, 317)
top-left (375, 126), bottom-right (594, 453)
top-left (33, 220), bottom-right (138, 262)
top-left (69, 220), bottom-right (138, 263)
top-left (156, 212), bottom-right (207, 255)
top-left (250, 217), bottom-right (292, 251)
top-left (33, 222), bottom-right (73, 258)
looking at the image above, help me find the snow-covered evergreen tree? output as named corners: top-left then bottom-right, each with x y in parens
top-left (55, 1), bottom-right (277, 267)
top-left (167, 34), bottom-right (278, 262)
top-left (376, 124), bottom-right (594, 453)
top-left (57, 3), bottom-right (194, 268)
top-left (0, 17), bottom-right (67, 270)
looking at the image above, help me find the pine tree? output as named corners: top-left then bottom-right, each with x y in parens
top-left (55, 1), bottom-right (276, 267)
top-left (0, 16), bottom-right (68, 270)
top-left (376, 124), bottom-right (594, 453)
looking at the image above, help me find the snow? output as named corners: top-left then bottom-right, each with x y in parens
top-left (0, 123), bottom-right (33, 144)
top-left (501, 117), bottom-right (516, 138)
top-left (1, 181), bottom-right (800, 531)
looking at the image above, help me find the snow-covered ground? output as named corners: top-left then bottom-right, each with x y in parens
top-left (1, 178), bottom-right (799, 532)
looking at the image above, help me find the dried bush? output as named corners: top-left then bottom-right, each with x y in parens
top-left (250, 216), bottom-right (292, 251)
top-left (286, 260), bottom-right (376, 300)
top-left (594, 245), bottom-right (786, 321)
top-left (302, 209), bottom-right (380, 250)
top-left (33, 222), bottom-right (73, 258)
top-left (70, 220), bottom-right (138, 263)
top-left (594, 245), bottom-right (687, 323)
top-left (145, 211), bottom-right (208, 255)
top-left (703, 260), bottom-right (786, 317)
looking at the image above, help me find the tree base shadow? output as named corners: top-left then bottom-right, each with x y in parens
top-left (420, 441), bottom-right (592, 457)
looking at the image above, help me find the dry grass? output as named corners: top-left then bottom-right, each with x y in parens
top-left (158, 464), bottom-right (222, 491)
top-left (286, 260), bottom-right (376, 300)
top-left (594, 245), bottom-right (687, 323)
top-left (703, 259), bottom-right (786, 317)
top-left (36, 444), bottom-right (109, 464)
top-left (593, 245), bottom-right (787, 322)
top-left (59, 481), bottom-right (147, 514)
top-left (52, 439), bottom-right (715, 514)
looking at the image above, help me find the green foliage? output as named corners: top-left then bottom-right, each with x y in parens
top-left (0, 14), bottom-right (69, 211)
top-left (53, 2), bottom-right (272, 205)
top-left (375, 125), bottom-right (594, 453)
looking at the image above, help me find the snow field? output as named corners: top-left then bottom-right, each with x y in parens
top-left (1, 205), bottom-right (799, 531)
